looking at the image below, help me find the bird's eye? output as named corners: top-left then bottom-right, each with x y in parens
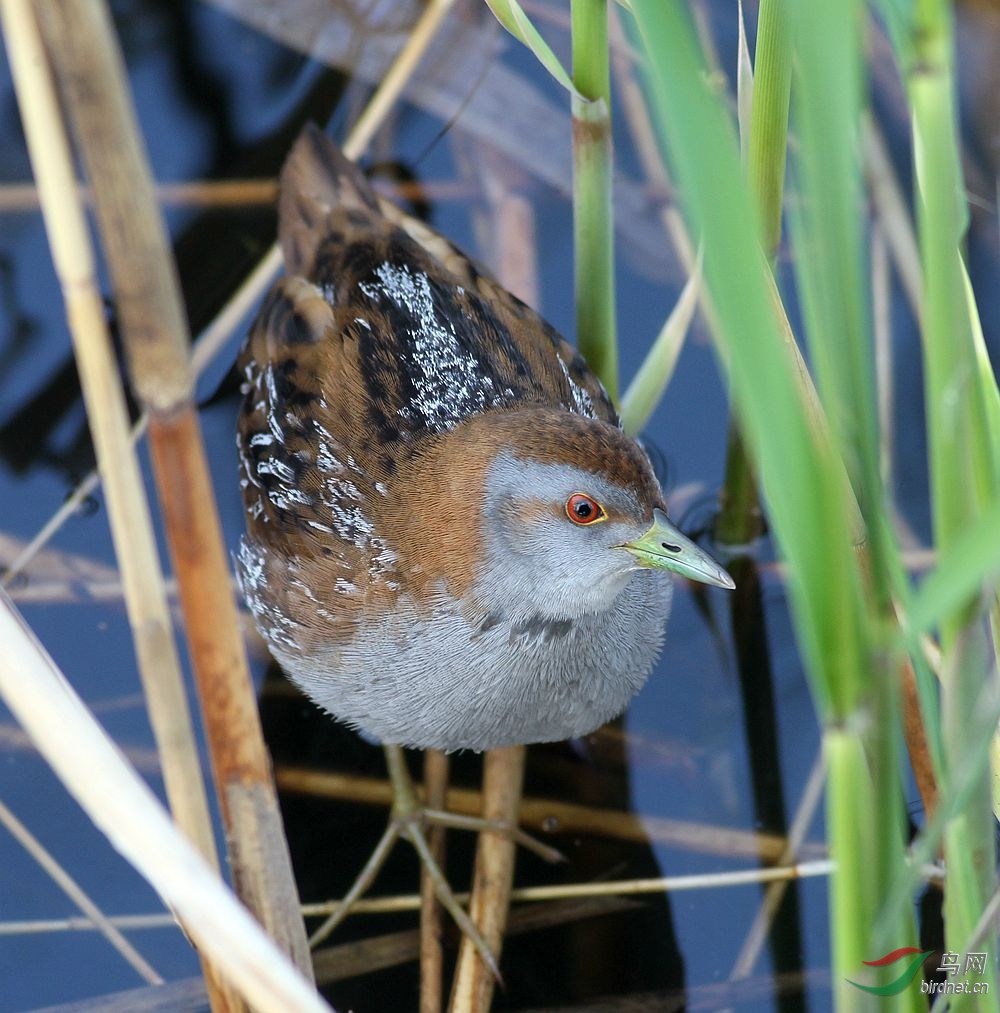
top-left (566, 493), bottom-right (606, 525)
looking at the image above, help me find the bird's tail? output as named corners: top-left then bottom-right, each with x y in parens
top-left (278, 123), bottom-right (380, 275)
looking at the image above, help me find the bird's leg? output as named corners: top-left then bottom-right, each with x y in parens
top-left (307, 744), bottom-right (502, 982)
top-left (383, 744), bottom-right (502, 983)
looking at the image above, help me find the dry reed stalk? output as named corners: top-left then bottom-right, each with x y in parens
top-left (420, 749), bottom-right (450, 1013)
top-left (447, 170), bottom-right (540, 1010)
top-left (2, 890), bottom-right (637, 940)
top-left (0, 0), bottom-right (215, 860)
top-left (872, 222), bottom-right (894, 486)
top-left (863, 125), bottom-right (940, 823)
top-left (901, 653), bottom-right (940, 823)
top-left (33, 0), bottom-right (312, 983)
top-left (3, 855), bottom-right (851, 941)
top-left (0, 798), bottom-right (161, 983)
top-left (22, 896), bottom-right (640, 1009)
top-left (0, 177), bottom-right (476, 214)
top-left (343, 0), bottom-right (457, 160)
top-left (873, 161), bottom-right (937, 826)
top-left (729, 751), bottom-right (827, 980)
top-left (449, 747), bottom-right (526, 1011)
top-left (0, 589), bottom-right (327, 1013)
top-left (863, 114), bottom-right (922, 317)
top-left (0, 2), bottom-right (236, 1004)
top-left (0, 179), bottom-right (278, 211)
top-left (276, 765), bottom-right (823, 863)
top-left (313, 895), bottom-right (640, 986)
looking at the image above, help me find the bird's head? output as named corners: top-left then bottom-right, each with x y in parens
top-left (385, 407), bottom-right (733, 619)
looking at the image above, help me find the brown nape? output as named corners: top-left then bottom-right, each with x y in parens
top-left (377, 407), bottom-right (665, 601)
top-left (472, 407), bottom-right (665, 509)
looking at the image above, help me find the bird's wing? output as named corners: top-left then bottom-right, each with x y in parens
top-left (237, 124), bottom-right (619, 547)
top-left (271, 124), bottom-right (617, 434)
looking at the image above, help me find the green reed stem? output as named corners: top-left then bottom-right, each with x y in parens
top-left (785, 3), bottom-right (926, 1000)
top-left (630, 4), bottom-right (926, 1002)
top-left (715, 0), bottom-right (790, 548)
top-left (571, 0), bottom-right (617, 397)
top-left (905, 0), bottom-right (999, 1001)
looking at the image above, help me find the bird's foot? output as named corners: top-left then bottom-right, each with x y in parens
top-left (309, 744), bottom-right (563, 982)
top-left (421, 807), bottom-right (564, 864)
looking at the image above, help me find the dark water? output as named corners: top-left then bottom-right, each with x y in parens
top-left (3, 0), bottom-right (992, 1009)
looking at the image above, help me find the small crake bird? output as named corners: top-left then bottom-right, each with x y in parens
top-left (236, 124), bottom-right (733, 965)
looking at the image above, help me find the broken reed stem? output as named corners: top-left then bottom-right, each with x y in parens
top-left (34, 0), bottom-right (312, 982)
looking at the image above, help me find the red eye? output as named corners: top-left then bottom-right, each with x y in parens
top-left (566, 493), bottom-right (606, 525)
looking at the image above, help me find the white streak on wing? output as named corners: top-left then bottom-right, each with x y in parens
top-left (236, 538), bottom-right (300, 653)
top-left (256, 453), bottom-right (315, 512)
top-left (263, 365), bottom-right (285, 441)
top-left (237, 537), bottom-right (265, 593)
top-left (359, 262), bottom-right (498, 431)
top-left (558, 357), bottom-right (596, 418)
top-left (256, 457), bottom-right (296, 484)
top-left (290, 576), bottom-right (319, 604)
top-left (239, 305), bottom-right (401, 598)
top-left (273, 485), bottom-right (314, 509)
top-left (369, 536), bottom-right (397, 578)
top-left (316, 441), bottom-right (343, 476)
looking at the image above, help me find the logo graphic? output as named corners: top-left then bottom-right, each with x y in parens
top-left (847, 948), bottom-right (934, 996)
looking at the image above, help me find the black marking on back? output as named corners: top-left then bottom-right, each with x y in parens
top-left (354, 250), bottom-right (541, 437)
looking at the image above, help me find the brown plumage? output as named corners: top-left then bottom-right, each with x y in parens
top-left (238, 128), bottom-right (653, 638)
top-left (236, 124), bottom-right (729, 753)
